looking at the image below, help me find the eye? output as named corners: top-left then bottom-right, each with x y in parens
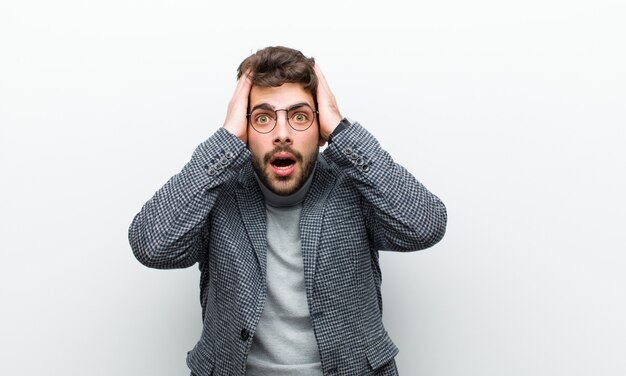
top-left (292, 112), bottom-right (309, 123)
top-left (255, 114), bottom-right (271, 124)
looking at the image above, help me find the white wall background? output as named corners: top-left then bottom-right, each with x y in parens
top-left (1, 1), bottom-right (624, 375)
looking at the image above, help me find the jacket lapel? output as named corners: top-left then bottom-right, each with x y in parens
top-left (234, 155), bottom-right (337, 293)
top-left (235, 163), bottom-right (268, 276)
top-left (300, 155), bottom-right (337, 299)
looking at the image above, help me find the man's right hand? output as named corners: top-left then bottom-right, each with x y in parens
top-left (223, 70), bottom-right (253, 144)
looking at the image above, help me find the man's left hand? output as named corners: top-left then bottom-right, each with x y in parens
top-left (314, 64), bottom-right (343, 143)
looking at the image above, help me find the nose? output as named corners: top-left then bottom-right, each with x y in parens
top-left (273, 111), bottom-right (293, 145)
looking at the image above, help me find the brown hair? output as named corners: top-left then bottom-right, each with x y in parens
top-left (237, 46), bottom-right (318, 100)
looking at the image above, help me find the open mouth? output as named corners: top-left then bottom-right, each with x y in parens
top-left (269, 152), bottom-right (297, 176)
top-left (271, 157), bottom-right (295, 169)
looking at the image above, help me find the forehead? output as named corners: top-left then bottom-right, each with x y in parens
top-left (249, 82), bottom-right (314, 108)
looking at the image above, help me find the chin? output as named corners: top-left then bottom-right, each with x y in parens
top-left (267, 174), bottom-right (300, 196)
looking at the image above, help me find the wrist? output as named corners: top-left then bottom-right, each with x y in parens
top-left (223, 123), bottom-right (247, 143)
top-left (328, 117), bottom-right (353, 143)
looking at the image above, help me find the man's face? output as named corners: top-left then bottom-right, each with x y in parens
top-left (248, 82), bottom-right (323, 196)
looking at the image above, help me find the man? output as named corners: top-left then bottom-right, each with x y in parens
top-left (129, 46), bottom-right (447, 376)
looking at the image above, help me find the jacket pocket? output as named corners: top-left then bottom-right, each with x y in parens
top-left (186, 341), bottom-right (215, 376)
top-left (365, 331), bottom-right (399, 370)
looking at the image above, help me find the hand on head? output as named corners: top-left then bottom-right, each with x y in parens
top-left (223, 70), bottom-right (253, 144)
top-left (314, 64), bottom-right (343, 143)
top-left (223, 64), bottom-right (343, 146)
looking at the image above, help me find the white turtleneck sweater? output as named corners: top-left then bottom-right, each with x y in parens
top-left (245, 167), bottom-right (323, 376)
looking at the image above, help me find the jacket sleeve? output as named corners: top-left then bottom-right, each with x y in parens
top-left (128, 128), bottom-right (251, 269)
top-left (322, 121), bottom-right (447, 252)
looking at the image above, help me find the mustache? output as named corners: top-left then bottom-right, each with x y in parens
top-left (263, 146), bottom-right (303, 164)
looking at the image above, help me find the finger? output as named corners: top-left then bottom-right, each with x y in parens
top-left (314, 64), bottom-right (332, 94)
top-left (315, 69), bottom-right (337, 107)
top-left (233, 69), bottom-right (253, 98)
top-left (228, 75), bottom-right (252, 117)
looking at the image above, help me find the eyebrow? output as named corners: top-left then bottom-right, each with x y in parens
top-left (250, 102), bottom-right (312, 113)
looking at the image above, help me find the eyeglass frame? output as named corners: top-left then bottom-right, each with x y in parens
top-left (246, 103), bottom-right (319, 134)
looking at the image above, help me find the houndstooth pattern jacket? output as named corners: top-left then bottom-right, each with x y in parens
top-left (129, 122), bottom-right (447, 376)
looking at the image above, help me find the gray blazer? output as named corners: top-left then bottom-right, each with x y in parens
top-left (129, 122), bottom-right (447, 376)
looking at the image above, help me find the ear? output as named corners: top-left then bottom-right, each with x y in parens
top-left (318, 138), bottom-right (327, 147)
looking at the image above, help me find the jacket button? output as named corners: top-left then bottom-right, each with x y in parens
top-left (240, 328), bottom-right (250, 341)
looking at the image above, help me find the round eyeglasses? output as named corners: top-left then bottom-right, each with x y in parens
top-left (247, 103), bottom-right (318, 134)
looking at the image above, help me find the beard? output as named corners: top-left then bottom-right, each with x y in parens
top-left (252, 145), bottom-right (318, 196)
